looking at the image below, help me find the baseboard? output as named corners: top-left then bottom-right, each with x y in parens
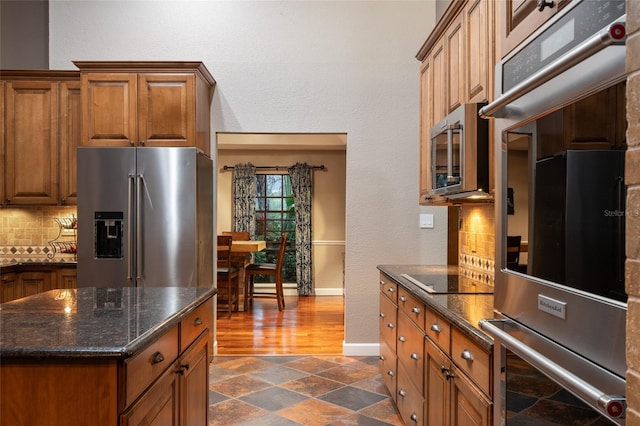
top-left (342, 341), bottom-right (380, 356)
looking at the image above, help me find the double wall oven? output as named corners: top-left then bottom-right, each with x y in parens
top-left (479, 0), bottom-right (628, 424)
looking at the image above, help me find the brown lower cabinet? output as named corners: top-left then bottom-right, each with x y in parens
top-left (378, 272), bottom-right (492, 426)
top-left (1, 296), bottom-right (212, 426)
top-left (0, 264), bottom-right (77, 303)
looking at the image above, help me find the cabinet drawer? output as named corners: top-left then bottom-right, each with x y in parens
top-left (398, 287), bottom-right (426, 330)
top-left (451, 327), bottom-right (491, 396)
top-left (379, 340), bottom-right (397, 399)
top-left (379, 273), bottom-right (398, 303)
top-left (180, 299), bottom-right (212, 352)
top-left (379, 292), bottom-right (397, 351)
top-left (396, 361), bottom-right (424, 425)
top-left (397, 312), bottom-right (424, 395)
top-left (425, 307), bottom-right (451, 356)
top-left (124, 325), bottom-right (179, 408)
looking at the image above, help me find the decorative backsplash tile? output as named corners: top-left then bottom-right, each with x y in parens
top-left (0, 206), bottom-right (78, 264)
top-left (458, 204), bottom-right (495, 284)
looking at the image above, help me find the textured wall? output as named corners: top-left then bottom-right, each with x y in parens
top-left (626, 0), bottom-right (640, 420)
top-left (47, 1), bottom-right (439, 353)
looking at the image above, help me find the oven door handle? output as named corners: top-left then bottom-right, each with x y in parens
top-left (479, 18), bottom-right (626, 119)
top-left (480, 319), bottom-right (626, 420)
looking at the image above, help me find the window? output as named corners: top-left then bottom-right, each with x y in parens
top-left (254, 174), bottom-right (296, 282)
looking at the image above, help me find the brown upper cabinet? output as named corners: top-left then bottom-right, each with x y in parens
top-left (500, 0), bottom-right (573, 58)
top-left (416, 0), bottom-right (496, 203)
top-left (1, 71), bottom-right (81, 206)
top-left (74, 61), bottom-right (216, 157)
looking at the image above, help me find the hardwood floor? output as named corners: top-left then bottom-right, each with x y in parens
top-left (215, 295), bottom-right (344, 355)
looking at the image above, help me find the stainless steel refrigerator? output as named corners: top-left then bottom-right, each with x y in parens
top-left (76, 147), bottom-right (213, 288)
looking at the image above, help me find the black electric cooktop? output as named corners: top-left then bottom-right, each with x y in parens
top-left (401, 273), bottom-right (493, 294)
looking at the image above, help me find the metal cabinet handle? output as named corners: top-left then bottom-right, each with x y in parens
top-left (412, 306), bottom-right (421, 314)
top-left (129, 140), bottom-right (135, 146)
top-left (379, 280), bottom-right (385, 286)
top-left (461, 349), bottom-right (474, 362)
top-left (431, 323), bottom-right (441, 333)
top-left (441, 366), bottom-right (455, 380)
top-left (379, 312), bottom-right (385, 318)
top-left (398, 389), bottom-right (406, 398)
top-left (410, 413), bottom-right (418, 422)
top-left (387, 322), bottom-right (395, 329)
top-left (399, 295), bottom-right (406, 302)
top-left (151, 352), bottom-right (165, 364)
top-left (410, 352), bottom-right (419, 360)
top-left (387, 287), bottom-right (395, 293)
top-left (193, 317), bottom-right (203, 326)
top-left (176, 363), bottom-right (190, 375)
top-left (140, 140), bottom-right (145, 146)
top-left (398, 336), bottom-right (406, 342)
top-left (387, 370), bottom-right (394, 377)
top-left (537, 0), bottom-right (554, 11)
top-left (379, 355), bottom-right (385, 361)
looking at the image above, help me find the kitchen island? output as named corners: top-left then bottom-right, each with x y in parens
top-left (0, 286), bottom-right (216, 426)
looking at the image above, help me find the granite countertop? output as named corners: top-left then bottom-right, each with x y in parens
top-left (0, 286), bottom-right (216, 359)
top-left (378, 264), bottom-right (495, 350)
top-left (1, 261), bottom-right (78, 269)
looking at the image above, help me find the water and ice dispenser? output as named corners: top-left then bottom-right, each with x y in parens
top-left (94, 212), bottom-right (124, 258)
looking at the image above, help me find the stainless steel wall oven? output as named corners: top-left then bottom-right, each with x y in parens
top-left (479, 0), bottom-right (628, 424)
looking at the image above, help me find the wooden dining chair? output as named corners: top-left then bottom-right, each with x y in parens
top-left (244, 233), bottom-right (288, 311)
top-left (506, 235), bottom-right (522, 269)
top-left (217, 234), bottom-right (240, 317)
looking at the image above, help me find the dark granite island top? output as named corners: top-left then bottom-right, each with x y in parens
top-left (0, 286), bottom-right (216, 359)
top-left (378, 264), bottom-right (495, 350)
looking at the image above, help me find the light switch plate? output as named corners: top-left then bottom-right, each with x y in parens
top-left (419, 213), bottom-right (434, 229)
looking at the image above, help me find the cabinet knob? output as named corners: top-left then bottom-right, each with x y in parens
top-left (140, 140), bottom-right (145, 146)
top-left (387, 287), bottom-right (395, 293)
top-left (379, 280), bottom-right (385, 286)
top-left (461, 349), bottom-right (474, 362)
top-left (387, 322), bottom-right (394, 329)
top-left (387, 370), bottom-right (394, 377)
top-left (379, 355), bottom-right (386, 361)
top-left (129, 140), bottom-right (135, 146)
top-left (537, 0), bottom-right (554, 11)
top-left (441, 366), bottom-right (455, 380)
top-left (176, 363), bottom-right (190, 375)
top-left (410, 413), bottom-right (419, 422)
top-left (399, 295), bottom-right (406, 302)
top-left (430, 323), bottom-right (441, 333)
top-left (151, 352), bottom-right (165, 364)
top-left (398, 389), bottom-right (406, 398)
top-left (411, 306), bottom-right (421, 314)
top-left (61, 198), bottom-right (66, 205)
top-left (398, 336), bottom-right (406, 342)
top-left (410, 352), bottom-right (419, 360)
top-left (379, 312), bottom-right (385, 318)
top-left (193, 317), bottom-right (203, 326)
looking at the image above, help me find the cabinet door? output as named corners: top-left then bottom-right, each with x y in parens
top-left (179, 334), bottom-right (209, 426)
top-left (450, 370), bottom-right (491, 426)
top-left (446, 13), bottom-right (465, 114)
top-left (4, 81), bottom-right (59, 205)
top-left (56, 268), bottom-right (77, 289)
top-left (120, 366), bottom-right (179, 426)
top-left (465, 0), bottom-right (491, 103)
top-left (419, 59), bottom-right (432, 203)
top-left (1, 272), bottom-right (20, 303)
top-left (19, 271), bottom-right (50, 297)
top-left (59, 81), bottom-right (81, 205)
top-left (425, 340), bottom-right (450, 426)
top-left (138, 74), bottom-right (196, 147)
top-left (430, 39), bottom-right (447, 125)
top-left (81, 73), bottom-right (137, 147)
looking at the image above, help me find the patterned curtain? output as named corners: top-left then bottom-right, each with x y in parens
top-left (288, 163), bottom-right (313, 295)
top-left (232, 163), bottom-right (257, 238)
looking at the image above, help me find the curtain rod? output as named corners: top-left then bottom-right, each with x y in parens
top-left (223, 165), bottom-right (325, 171)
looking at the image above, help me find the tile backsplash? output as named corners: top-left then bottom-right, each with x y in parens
top-left (458, 204), bottom-right (495, 284)
top-left (0, 206), bottom-right (78, 263)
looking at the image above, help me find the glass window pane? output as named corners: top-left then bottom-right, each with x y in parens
top-left (268, 198), bottom-right (283, 211)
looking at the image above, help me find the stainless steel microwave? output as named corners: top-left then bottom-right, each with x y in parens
top-left (429, 103), bottom-right (489, 199)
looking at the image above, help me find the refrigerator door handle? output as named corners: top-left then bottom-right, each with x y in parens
top-left (136, 173), bottom-right (144, 283)
top-left (128, 173), bottom-right (135, 281)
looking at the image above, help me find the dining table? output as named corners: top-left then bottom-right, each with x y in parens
top-left (217, 240), bottom-right (266, 311)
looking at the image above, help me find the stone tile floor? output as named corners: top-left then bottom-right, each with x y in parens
top-left (208, 355), bottom-right (404, 425)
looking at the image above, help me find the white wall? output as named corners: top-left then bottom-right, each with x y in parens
top-left (48, 0), bottom-right (441, 354)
